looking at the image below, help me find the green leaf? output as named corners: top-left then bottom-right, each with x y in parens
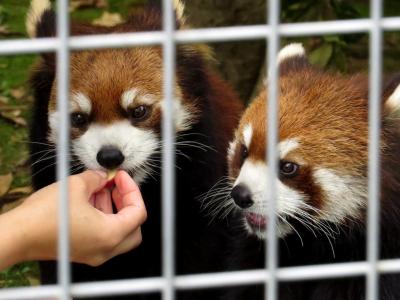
top-left (310, 43), bottom-right (333, 68)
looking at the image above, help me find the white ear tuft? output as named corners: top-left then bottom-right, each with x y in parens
top-left (174, 0), bottom-right (186, 24)
top-left (386, 84), bottom-right (400, 112)
top-left (278, 43), bottom-right (305, 64)
top-left (26, 0), bottom-right (51, 38)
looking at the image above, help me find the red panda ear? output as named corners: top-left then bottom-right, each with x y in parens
top-left (174, 0), bottom-right (186, 27)
top-left (26, 0), bottom-right (56, 65)
top-left (278, 43), bottom-right (311, 77)
top-left (26, 0), bottom-right (55, 38)
top-left (384, 75), bottom-right (400, 113)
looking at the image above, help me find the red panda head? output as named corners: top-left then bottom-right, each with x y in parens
top-left (28, 0), bottom-right (201, 184)
top-left (227, 43), bottom-right (400, 239)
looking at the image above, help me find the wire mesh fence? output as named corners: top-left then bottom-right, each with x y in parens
top-left (0, 0), bottom-right (399, 299)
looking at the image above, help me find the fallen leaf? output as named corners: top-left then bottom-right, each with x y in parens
top-left (70, 0), bottom-right (108, 11)
top-left (92, 11), bottom-right (123, 27)
top-left (1, 197), bottom-right (25, 213)
top-left (0, 173), bottom-right (13, 197)
top-left (0, 25), bottom-right (10, 35)
top-left (0, 103), bottom-right (27, 112)
top-left (0, 110), bottom-right (27, 126)
top-left (0, 95), bottom-right (8, 104)
top-left (10, 88), bottom-right (25, 100)
top-left (8, 186), bottom-right (32, 195)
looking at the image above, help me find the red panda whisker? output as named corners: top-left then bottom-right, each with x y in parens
top-left (207, 197), bottom-right (235, 224)
top-left (20, 140), bottom-right (55, 147)
top-left (276, 214), bottom-right (304, 246)
top-left (30, 150), bottom-right (56, 164)
top-left (30, 148), bottom-right (56, 157)
top-left (197, 176), bottom-right (232, 199)
top-left (30, 154), bottom-right (58, 167)
top-left (31, 161), bottom-right (58, 178)
top-left (200, 187), bottom-right (232, 208)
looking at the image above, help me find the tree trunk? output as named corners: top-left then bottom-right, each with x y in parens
top-left (183, 0), bottom-right (267, 102)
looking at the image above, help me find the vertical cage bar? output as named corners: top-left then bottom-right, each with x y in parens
top-left (161, 0), bottom-right (176, 300)
top-left (367, 0), bottom-right (383, 300)
top-left (266, 0), bottom-right (280, 299)
top-left (56, 0), bottom-right (71, 299)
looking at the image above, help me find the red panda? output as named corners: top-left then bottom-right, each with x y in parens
top-left (27, 0), bottom-right (242, 298)
top-left (219, 44), bottom-right (400, 299)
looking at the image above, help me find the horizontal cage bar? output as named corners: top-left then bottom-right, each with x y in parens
top-left (2, 259), bottom-right (400, 299)
top-left (1, 17), bottom-right (400, 55)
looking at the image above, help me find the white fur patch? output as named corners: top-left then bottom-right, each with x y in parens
top-left (278, 43), bottom-right (305, 64)
top-left (227, 140), bottom-right (237, 162)
top-left (26, 0), bottom-right (51, 38)
top-left (243, 124), bottom-right (253, 148)
top-left (121, 88), bottom-right (139, 111)
top-left (72, 92), bottom-right (92, 114)
top-left (234, 160), bottom-right (305, 239)
top-left (161, 97), bottom-right (194, 132)
top-left (48, 111), bottom-right (59, 143)
top-left (173, 0), bottom-right (186, 24)
top-left (279, 138), bottom-right (299, 158)
top-left (73, 121), bottom-right (159, 184)
top-left (386, 84), bottom-right (400, 112)
top-left (313, 168), bottom-right (367, 223)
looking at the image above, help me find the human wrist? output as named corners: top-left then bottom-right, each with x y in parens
top-left (0, 209), bottom-right (29, 269)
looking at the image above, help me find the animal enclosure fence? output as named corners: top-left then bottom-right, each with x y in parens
top-left (0, 0), bottom-right (399, 299)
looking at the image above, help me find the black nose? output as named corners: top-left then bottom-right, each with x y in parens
top-left (96, 146), bottom-right (125, 169)
top-left (231, 184), bottom-right (254, 208)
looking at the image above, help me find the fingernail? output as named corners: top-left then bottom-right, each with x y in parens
top-left (94, 170), bottom-right (107, 178)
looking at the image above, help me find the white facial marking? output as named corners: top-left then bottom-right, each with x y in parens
top-left (278, 43), bottom-right (305, 64)
top-left (386, 84), bottom-right (400, 111)
top-left (72, 120), bottom-right (159, 184)
top-left (72, 92), bottom-right (92, 114)
top-left (121, 88), bottom-right (139, 111)
top-left (227, 140), bottom-right (237, 162)
top-left (234, 160), bottom-right (306, 239)
top-left (243, 124), bottom-right (253, 148)
top-left (161, 97), bottom-right (194, 132)
top-left (48, 111), bottom-right (59, 143)
top-left (313, 168), bottom-right (367, 223)
top-left (279, 138), bottom-right (299, 158)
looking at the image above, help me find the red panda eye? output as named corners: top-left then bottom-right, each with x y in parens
top-left (130, 105), bottom-right (149, 120)
top-left (238, 145), bottom-right (248, 167)
top-left (241, 146), bottom-right (248, 160)
top-left (71, 112), bottom-right (89, 128)
top-left (280, 161), bottom-right (299, 178)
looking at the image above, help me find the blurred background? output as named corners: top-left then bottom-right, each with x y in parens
top-left (0, 0), bottom-right (399, 288)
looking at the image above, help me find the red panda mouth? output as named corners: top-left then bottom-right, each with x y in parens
top-left (245, 212), bottom-right (267, 230)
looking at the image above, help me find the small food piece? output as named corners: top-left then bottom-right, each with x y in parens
top-left (107, 169), bottom-right (117, 181)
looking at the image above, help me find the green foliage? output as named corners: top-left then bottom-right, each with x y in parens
top-left (282, 1), bottom-right (400, 74)
top-left (0, 262), bottom-right (40, 288)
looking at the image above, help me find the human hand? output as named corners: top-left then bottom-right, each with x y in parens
top-left (0, 170), bottom-right (147, 269)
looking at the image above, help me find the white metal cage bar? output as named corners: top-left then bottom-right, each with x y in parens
top-left (0, 0), bottom-right (397, 299)
top-left (366, 0), bottom-right (383, 299)
top-left (266, 0), bottom-right (280, 299)
top-left (55, 0), bottom-right (72, 299)
top-left (161, 0), bottom-right (176, 300)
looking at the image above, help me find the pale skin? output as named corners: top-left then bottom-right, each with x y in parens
top-left (0, 170), bottom-right (147, 271)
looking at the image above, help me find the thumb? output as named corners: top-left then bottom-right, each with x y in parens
top-left (112, 171), bottom-right (147, 235)
top-left (73, 170), bottom-right (108, 198)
